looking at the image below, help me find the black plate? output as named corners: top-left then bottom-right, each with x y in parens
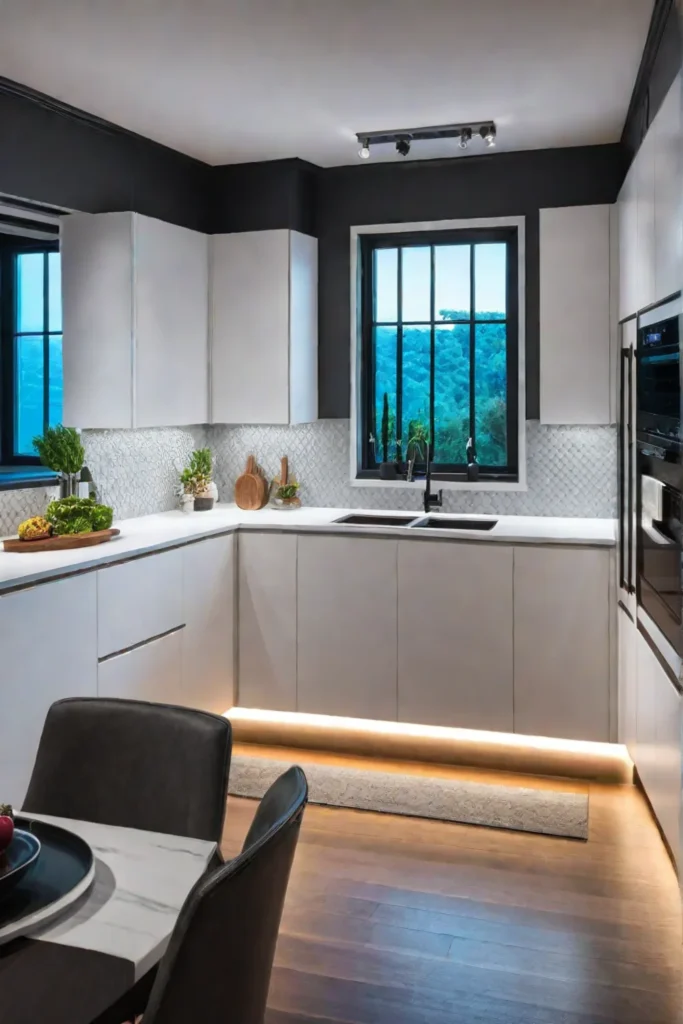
top-left (0, 818), bottom-right (93, 930)
top-left (0, 830), bottom-right (41, 899)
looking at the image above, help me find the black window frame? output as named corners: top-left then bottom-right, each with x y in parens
top-left (0, 234), bottom-right (60, 466)
top-left (357, 227), bottom-right (519, 482)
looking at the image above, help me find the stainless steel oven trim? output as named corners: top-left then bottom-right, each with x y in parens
top-left (638, 606), bottom-right (683, 684)
top-left (639, 296), bottom-right (683, 329)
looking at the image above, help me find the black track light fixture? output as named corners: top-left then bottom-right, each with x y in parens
top-left (459, 127), bottom-right (472, 150)
top-left (355, 121), bottom-right (497, 160)
top-left (479, 124), bottom-right (496, 148)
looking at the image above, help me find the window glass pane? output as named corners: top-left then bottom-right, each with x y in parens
top-left (401, 246), bottom-right (430, 322)
top-left (475, 243), bottom-right (506, 320)
top-left (475, 322), bottom-right (507, 465)
top-left (15, 334), bottom-right (44, 456)
top-left (401, 325), bottom-right (431, 459)
top-left (435, 245), bottom-right (470, 321)
top-left (49, 333), bottom-right (63, 428)
top-left (48, 252), bottom-right (62, 332)
top-left (373, 248), bottom-right (398, 323)
top-left (433, 324), bottom-right (470, 464)
top-left (16, 253), bottom-right (44, 333)
top-left (374, 326), bottom-right (397, 462)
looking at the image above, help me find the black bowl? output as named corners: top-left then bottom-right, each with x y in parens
top-left (0, 831), bottom-right (41, 899)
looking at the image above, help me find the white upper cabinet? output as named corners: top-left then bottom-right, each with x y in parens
top-left (618, 164), bottom-right (639, 321)
top-left (618, 74), bottom-right (681, 320)
top-left (539, 204), bottom-right (611, 424)
top-left (62, 211), bottom-right (209, 429)
top-left (653, 73), bottom-right (683, 303)
top-left (210, 229), bottom-right (318, 424)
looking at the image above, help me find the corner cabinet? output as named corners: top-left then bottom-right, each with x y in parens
top-left (61, 211), bottom-right (209, 429)
top-left (210, 229), bottom-right (318, 424)
top-left (539, 204), bottom-right (611, 424)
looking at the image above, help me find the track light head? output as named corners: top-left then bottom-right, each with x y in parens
top-left (358, 139), bottom-right (371, 160)
top-left (395, 136), bottom-right (411, 157)
top-left (480, 124), bottom-right (496, 148)
top-left (459, 127), bottom-right (472, 150)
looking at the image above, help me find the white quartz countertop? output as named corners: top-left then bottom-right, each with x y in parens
top-left (0, 504), bottom-right (616, 593)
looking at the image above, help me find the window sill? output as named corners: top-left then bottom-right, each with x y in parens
top-left (351, 476), bottom-right (527, 493)
top-left (0, 468), bottom-right (59, 492)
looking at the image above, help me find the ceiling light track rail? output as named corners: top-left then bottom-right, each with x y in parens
top-left (356, 120), bottom-right (496, 159)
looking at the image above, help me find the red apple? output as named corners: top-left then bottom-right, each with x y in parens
top-left (0, 816), bottom-right (14, 853)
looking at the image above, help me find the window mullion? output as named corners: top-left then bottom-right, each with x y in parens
top-left (396, 246), bottom-right (403, 463)
top-left (429, 245), bottom-right (435, 463)
top-left (469, 244), bottom-right (476, 450)
top-left (43, 252), bottom-right (49, 434)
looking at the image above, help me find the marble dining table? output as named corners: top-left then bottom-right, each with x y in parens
top-left (0, 811), bottom-right (216, 1024)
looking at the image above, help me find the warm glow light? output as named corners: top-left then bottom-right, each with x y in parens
top-left (224, 707), bottom-right (631, 763)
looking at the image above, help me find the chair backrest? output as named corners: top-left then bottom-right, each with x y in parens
top-left (142, 765), bottom-right (308, 1024)
top-left (23, 698), bottom-right (232, 842)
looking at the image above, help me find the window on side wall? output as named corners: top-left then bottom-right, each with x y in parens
top-left (0, 236), bottom-right (63, 466)
top-left (357, 227), bottom-right (519, 482)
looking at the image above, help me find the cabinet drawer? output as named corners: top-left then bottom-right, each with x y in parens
top-left (98, 628), bottom-right (183, 704)
top-left (97, 549), bottom-right (184, 657)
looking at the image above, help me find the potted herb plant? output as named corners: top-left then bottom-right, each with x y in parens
top-left (33, 425), bottom-right (85, 497)
top-left (180, 448), bottom-right (215, 511)
top-left (378, 392), bottom-right (398, 480)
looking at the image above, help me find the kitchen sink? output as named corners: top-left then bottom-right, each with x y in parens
top-left (411, 517), bottom-right (498, 531)
top-left (333, 513), bottom-right (418, 527)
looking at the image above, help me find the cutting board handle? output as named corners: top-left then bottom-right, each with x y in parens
top-left (280, 456), bottom-right (288, 486)
top-left (246, 454), bottom-right (256, 475)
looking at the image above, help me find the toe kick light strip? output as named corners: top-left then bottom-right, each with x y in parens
top-left (224, 707), bottom-right (632, 769)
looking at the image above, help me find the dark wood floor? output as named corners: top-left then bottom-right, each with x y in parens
top-left (221, 755), bottom-right (682, 1024)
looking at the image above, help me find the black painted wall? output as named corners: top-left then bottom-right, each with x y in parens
top-left (212, 158), bottom-right (317, 236)
top-left (0, 78), bottom-right (212, 232)
top-left (621, 0), bottom-right (681, 161)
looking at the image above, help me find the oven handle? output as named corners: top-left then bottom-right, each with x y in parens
top-left (620, 347), bottom-right (635, 594)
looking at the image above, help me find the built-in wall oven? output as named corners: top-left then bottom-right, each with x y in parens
top-left (636, 298), bottom-right (683, 657)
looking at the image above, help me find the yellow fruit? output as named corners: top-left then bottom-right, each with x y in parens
top-left (17, 516), bottom-right (52, 541)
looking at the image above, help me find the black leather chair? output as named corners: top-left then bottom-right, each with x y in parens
top-left (139, 765), bottom-right (308, 1024)
top-left (23, 697), bottom-right (232, 842)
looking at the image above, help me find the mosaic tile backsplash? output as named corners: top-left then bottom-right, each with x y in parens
top-left (0, 419), bottom-right (616, 535)
top-left (212, 420), bottom-right (617, 518)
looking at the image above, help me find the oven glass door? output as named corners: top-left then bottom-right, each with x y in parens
top-left (638, 470), bottom-right (683, 655)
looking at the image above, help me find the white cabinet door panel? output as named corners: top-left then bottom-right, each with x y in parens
top-left (398, 541), bottom-right (514, 731)
top-left (617, 606), bottom-right (638, 760)
top-left (618, 165), bottom-right (639, 321)
top-left (62, 212), bottom-right (134, 428)
top-left (135, 217), bottom-right (209, 427)
top-left (636, 127), bottom-right (656, 312)
top-left (635, 631), bottom-right (682, 864)
top-left (539, 204), bottom-right (610, 424)
top-left (238, 533), bottom-right (297, 711)
top-left (297, 535), bottom-right (397, 721)
top-left (97, 549), bottom-right (184, 658)
top-left (514, 547), bottom-right (610, 741)
top-left (0, 575), bottom-right (98, 805)
top-left (211, 231), bottom-right (290, 424)
top-left (181, 535), bottom-right (235, 714)
top-left (98, 629), bottom-right (183, 705)
top-left (654, 73), bottom-right (683, 304)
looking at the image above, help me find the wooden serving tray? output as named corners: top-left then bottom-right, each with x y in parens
top-left (3, 528), bottom-right (120, 553)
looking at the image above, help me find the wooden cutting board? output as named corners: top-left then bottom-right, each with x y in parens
top-left (3, 528), bottom-right (120, 553)
top-left (234, 455), bottom-right (267, 510)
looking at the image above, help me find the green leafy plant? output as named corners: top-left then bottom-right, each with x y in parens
top-left (180, 448), bottom-right (213, 497)
top-left (45, 496), bottom-right (114, 535)
top-left (276, 482), bottom-right (299, 500)
top-left (407, 418), bottom-right (430, 464)
top-left (33, 425), bottom-right (85, 475)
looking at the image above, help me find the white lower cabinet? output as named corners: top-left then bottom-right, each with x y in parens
top-left (397, 541), bottom-right (514, 730)
top-left (635, 632), bottom-right (682, 864)
top-left (513, 546), bottom-right (610, 741)
top-left (297, 535), bottom-right (398, 720)
top-left (238, 532), bottom-right (298, 711)
top-left (97, 548), bottom-right (183, 658)
top-left (181, 535), bottom-right (235, 714)
top-left (98, 629), bottom-right (183, 705)
top-left (618, 605), bottom-right (638, 758)
top-left (0, 575), bottom-right (98, 805)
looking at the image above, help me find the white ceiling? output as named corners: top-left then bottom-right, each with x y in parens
top-left (0, 0), bottom-right (653, 167)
